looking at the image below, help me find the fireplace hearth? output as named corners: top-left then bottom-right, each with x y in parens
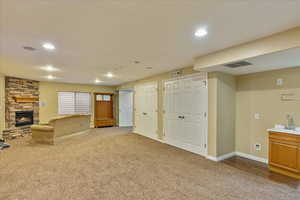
top-left (15, 111), bottom-right (34, 127)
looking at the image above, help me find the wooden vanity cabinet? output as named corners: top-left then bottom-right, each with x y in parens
top-left (269, 131), bottom-right (300, 179)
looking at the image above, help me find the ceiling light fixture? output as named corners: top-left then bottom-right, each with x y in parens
top-left (106, 72), bottom-right (114, 78)
top-left (46, 75), bottom-right (55, 80)
top-left (195, 28), bottom-right (208, 38)
top-left (95, 79), bottom-right (103, 83)
top-left (41, 65), bottom-right (59, 72)
top-left (42, 42), bottom-right (56, 50)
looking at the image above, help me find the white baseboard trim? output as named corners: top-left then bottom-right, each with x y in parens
top-left (235, 152), bottom-right (268, 164)
top-left (206, 152), bottom-right (268, 164)
top-left (165, 139), bottom-right (207, 157)
top-left (206, 152), bottom-right (235, 162)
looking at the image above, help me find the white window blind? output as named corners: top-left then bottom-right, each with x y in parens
top-left (75, 92), bottom-right (91, 114)
top-left (58, 92), bottom-right (91, 115)
top-left (58, 92), bottom-right (75, 115)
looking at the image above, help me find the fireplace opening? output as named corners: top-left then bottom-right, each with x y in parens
top-left (15, 111), bottom-right (34, 127)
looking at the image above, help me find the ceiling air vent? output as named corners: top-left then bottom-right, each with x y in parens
top-left (225, 61), bottom-right (252, 68)
top-left (23, 46), bottom-right (36, 51)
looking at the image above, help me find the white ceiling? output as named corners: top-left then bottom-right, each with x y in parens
top-left (200, 47), bottom-right (300, 75)
top-left (0, 0), bottom-right (300, 85)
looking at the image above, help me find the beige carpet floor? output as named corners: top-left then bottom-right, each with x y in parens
top-left (0, 127), bottom-right (299, 200)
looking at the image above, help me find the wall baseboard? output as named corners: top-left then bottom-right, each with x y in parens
top-left (235, 152), bottom-right (268, 164)
top-left (206, 152), bottom-right (236, 162)
top-left (206, 152), bottom-right (268, 164)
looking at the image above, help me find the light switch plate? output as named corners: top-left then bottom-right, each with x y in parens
top-left (39, 101), bottom-right (46, 108)
top-left (254, 113), bottom-right (260, 120)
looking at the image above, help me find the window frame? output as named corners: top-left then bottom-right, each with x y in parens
top-left (58, 91), bottom-right (92, 115)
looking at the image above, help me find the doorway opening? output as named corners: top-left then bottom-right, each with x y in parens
top-left (118, 89), bottom-right (134, 128)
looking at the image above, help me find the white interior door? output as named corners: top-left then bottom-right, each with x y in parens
top-left (119, 90), bottom-right (133, 127)
top-left (134, 82), bottom-right (158, 140)
top-left (164, 73), bottom-right (208, 156)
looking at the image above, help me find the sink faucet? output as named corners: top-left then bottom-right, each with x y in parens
top-left (286, 114), bottom-right (296, 130)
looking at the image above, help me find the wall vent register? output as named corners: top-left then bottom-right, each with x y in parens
top-left (225, 61), bottom-right (252, 68)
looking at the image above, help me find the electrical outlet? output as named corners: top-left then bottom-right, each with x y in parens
top-left (255, 143), bottom-right (261, 151)
top-left (276, 78), bottom-right (283, 86)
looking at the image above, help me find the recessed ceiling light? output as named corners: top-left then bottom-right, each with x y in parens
top-left (46, 75), bottom-right (56, 80)
top-left (40, 65), bottom-right (59, 72)
top-left (195, 28), bottom-right (208, 38)
top-left (95, 79), bottom-right (103, 83)
top-left (42, 42), bottom-right (56, 50)
top-left (106, 72), bottom-right (114, 78)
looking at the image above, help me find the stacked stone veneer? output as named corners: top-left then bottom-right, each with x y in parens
top-left (3, 77), bottom-right (39, 139)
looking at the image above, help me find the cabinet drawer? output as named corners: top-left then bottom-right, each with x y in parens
top-left (269, 131), bottom-right (300, 143)
top-left (269, 139), bottom-right (299, 172)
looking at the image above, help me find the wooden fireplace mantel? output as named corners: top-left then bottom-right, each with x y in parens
top-left (13, 97), bottom-right (38, 103)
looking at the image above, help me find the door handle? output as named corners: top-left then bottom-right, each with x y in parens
top-left (178, 116), bottom-right (185, 119)
top-left (143, 112), bottom-right (147, 115)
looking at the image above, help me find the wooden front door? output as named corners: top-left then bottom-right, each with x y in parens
top-left (94, 93), bottom-right (115, 127)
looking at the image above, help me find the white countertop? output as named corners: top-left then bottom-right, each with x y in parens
top-left (267, 128), bottom-right (300, 135)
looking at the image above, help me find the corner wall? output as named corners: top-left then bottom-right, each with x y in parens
top-left (216, 73), bottom-right (236, 156)
top-left (207, 72), bottom-right (236, 157)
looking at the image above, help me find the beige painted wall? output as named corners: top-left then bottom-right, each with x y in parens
top-left (39, 81), bottom-right (115, 125)
top-left (216, 73), bottom-right (236, 156)
top-left (236, 66), bottom-right (300, 159)
top-left (0, 73), bottom-right (5, 139)
top-left (118, 68), bottom-right (236, 157)
top-left (207, 72), bottom-right (236, 157)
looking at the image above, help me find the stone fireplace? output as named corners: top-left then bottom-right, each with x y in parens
top-left (3, 77), bottom-right (39, 139)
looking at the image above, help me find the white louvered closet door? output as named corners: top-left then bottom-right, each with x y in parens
top-left (164, 73), bottom-right (208, 156)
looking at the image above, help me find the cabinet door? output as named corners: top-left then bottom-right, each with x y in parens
top-left (269, 139), bottom-right (299, 172)
top-left (298, 146), bottom-right (300, 172)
